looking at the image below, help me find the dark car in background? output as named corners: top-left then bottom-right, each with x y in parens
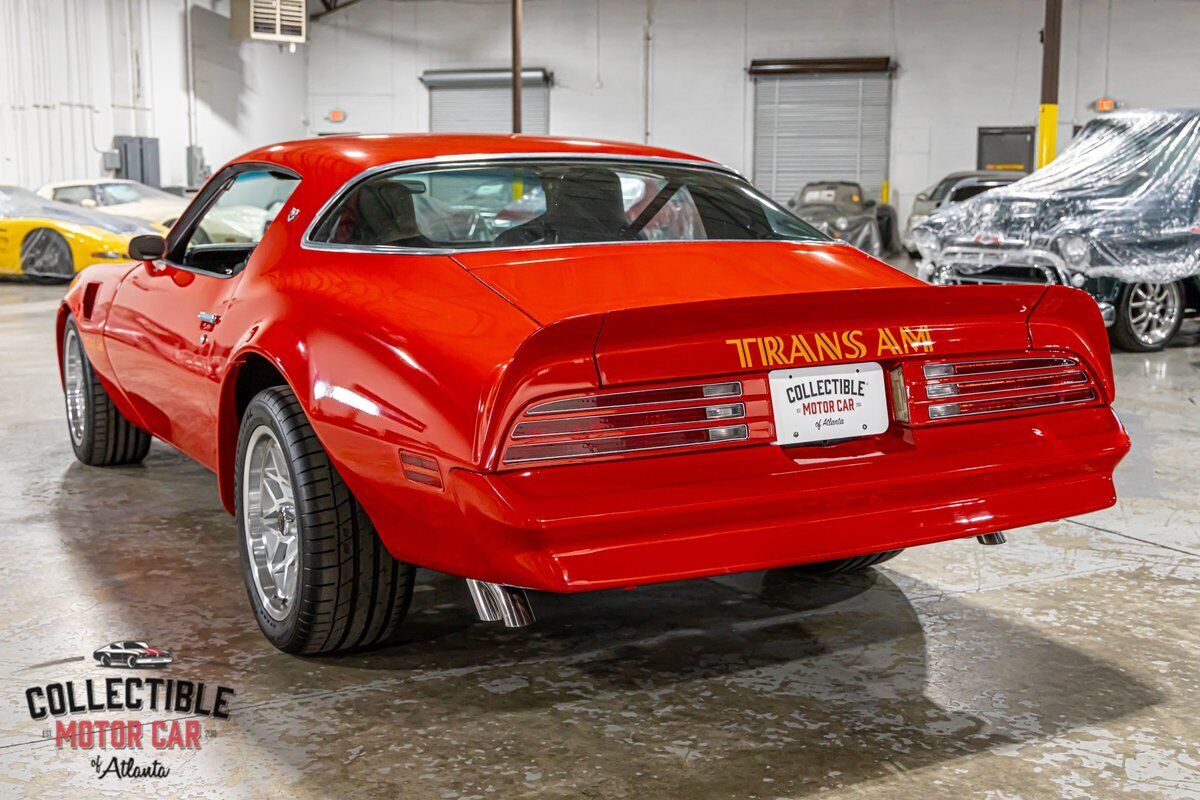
top-left (788, 181), bottom-right (898, 257)
top-left (903, 170), bottom-right (1025, 255)
top-left (915, 109), bottom-right (1200, 351)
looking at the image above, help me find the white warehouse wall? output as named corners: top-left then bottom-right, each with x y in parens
top-left (0, 0), bottom-right (308, 191)
top-left (306, 0), bottom-right (1200, 220)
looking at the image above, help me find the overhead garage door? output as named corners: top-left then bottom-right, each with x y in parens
top-left (752, 63), bottom-right (892, 204)
top-left (421, 69), bottom-right (551, 135)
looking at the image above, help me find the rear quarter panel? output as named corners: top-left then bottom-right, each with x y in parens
top-left (219, 246), bottom-right (540, 578)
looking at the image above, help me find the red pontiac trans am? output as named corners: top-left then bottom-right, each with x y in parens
top-left (56, 135), bottom-right (1130, 654)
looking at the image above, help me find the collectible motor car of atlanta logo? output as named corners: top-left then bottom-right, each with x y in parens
top-left (20, 642), bottom-right (236, 782)
top-left (93, 641), bottom-right (174, 668)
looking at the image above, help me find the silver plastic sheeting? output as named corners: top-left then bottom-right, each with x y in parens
top-left (915, 109), bottom-right (1200, 284)
top-left (0, 185), bottom-right (151, 235)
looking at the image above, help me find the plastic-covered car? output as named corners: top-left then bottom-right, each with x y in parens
top-left (57, 134), bottom-right (1128, 655)
top-left (0, 185), bottom-right (152, 282)
top-left (39, 178), bottom-right (275, 245)
top-left (788, 181), bottom-right (896, 257)
top-left (916, 109), bottom-right (1200, 351)
top-left (902, 170), bottom-right (1025, 255)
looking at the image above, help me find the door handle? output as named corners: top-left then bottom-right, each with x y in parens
top-left (198, 311), bottom-right (221, 326)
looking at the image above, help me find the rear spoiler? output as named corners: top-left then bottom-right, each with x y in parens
top-left (475, 284), bottom-right (1113, 470)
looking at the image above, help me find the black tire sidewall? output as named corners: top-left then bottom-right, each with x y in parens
top-left (234, 393), bottom-right (307, 651)
top-left (1113, 280), bottom-right (1184, 352)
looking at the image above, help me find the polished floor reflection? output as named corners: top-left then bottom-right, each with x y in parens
top-left (0, 279), bottom-right (1196, 799)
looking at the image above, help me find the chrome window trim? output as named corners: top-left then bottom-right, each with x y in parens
top-left (298, 152), bottom-right (796, 255)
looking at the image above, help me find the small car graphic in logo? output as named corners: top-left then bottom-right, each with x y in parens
top-left (92, 641), bottom-right (174, 669)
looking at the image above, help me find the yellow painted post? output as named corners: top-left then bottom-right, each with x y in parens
top-left (881, 179), bottom-right (890, 204)
top-left (1036, 0), bottom-right (1062, 168)
top-left (1036, 104), bottom-right (1059, 168)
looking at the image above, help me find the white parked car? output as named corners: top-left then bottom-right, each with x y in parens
top-left (38, 178), bottom-right (274, 244)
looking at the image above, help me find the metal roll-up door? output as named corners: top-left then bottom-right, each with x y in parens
top-left (421, 69), bottom-right (552, 135)
top-left (752, 63), bottom-right (892, 204)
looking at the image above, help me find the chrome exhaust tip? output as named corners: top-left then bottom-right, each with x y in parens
top-left (466, 579), bottom-right (535, 627)
top-left (976, 532), bottom-right (1008, 545)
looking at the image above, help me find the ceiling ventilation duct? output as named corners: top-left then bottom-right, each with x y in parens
top-left (230, 0), bottom-right (307, 44)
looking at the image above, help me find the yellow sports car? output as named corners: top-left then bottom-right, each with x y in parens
top-left (0, 184), bottom-right (154, 282)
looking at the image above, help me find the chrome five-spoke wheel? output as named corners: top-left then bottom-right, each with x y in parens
top-left (242, 425), bottom-right (299, 622)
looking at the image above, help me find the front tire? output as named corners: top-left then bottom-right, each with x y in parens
top-left (127, 656), bottom-right (138, 668)
top-left (62, 318), bottom-right (152, 466)
top-left (791, 549), bottom-right (903, 575)
top-left (235, 386), bottom-right (415, 655)
top-left (99, 655), bottom-right (111, 667)
top-left (21, 228), bottom-right (74, 283)
top-left (1111, 280), bottom-right (1184, 352)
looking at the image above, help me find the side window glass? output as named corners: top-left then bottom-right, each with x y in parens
top-left (179, 170), bottom-right (299, 273)
top-left (53, 186), bottom-right (96, 206)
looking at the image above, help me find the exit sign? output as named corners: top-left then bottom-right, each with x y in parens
top-left (1091, 98), bottom-right (1117, 113)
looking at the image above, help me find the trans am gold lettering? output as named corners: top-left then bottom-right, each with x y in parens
top-left (900, 325), bottom-right (933, 351)
top-left (814, 332), bottom-right (842, 361)
top-left (726, 326), bottom-right (934, 368)
top-left (875, 328), bottom-right (903, 356)
top-left (789, 334), bottom-right (815, 364)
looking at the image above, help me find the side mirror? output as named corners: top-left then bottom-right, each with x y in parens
top-left (916, 192), bottom-right (929, 201)
top-left (128, 234), bottom-right (167, 262)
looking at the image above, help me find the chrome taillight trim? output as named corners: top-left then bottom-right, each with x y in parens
top-left (524, 381), bottom-right (743, 415)
top-left (922, 357), bottom-right (1078, 380)
top-left (502, 424), bottom-right (750, 464)
top-left (928, 388), bottom-right (1096, 419)
top-left (510, 402), bottom-right (746, 439)
top-left (924, 369), bottom-right (1088, 399)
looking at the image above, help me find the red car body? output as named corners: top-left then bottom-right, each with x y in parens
top-left (58, 134), bottom-right (1130, 593)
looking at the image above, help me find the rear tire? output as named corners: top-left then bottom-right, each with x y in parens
top-left (62, 317), bottom-right (152, 466)
top-left (21, 228), bottom-right (74, 283)
top-left (235, 385), bottom-right (415, 655)
top-left (1111, 280), bottom-right (1184, 352)
top-left (791, 549), bottom-right (903, 575)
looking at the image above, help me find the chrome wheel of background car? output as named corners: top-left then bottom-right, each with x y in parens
top-left (243, 425), bottom-right (300, 622)
top-left (1127, 281), bottom-right (1183, 348)
top-left (63, 327), bottom-right (87, 446)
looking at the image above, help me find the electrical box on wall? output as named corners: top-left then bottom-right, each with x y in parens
top-left (230, 0), bottom-right (306, 44)
top-left (112, 136), bottom-right (161, 187)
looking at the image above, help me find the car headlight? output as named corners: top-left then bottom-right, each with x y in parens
top-left (835, 216), bottom-right (850, 231)
top-left (1058, 235), bottom-right (1090, 267)
top-left (908, 214), bottom-right (929, 230)
top-left (912, 227), bottom-right (941, 258)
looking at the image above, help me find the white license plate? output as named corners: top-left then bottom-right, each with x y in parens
top-left (769, 362), bottom-right (889, 445)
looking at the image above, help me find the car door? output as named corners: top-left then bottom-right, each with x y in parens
top-left (104, 164), bottom-right (300, 469)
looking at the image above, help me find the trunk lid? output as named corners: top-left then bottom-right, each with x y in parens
top-left (593, 284), bottom-right (1046, 386)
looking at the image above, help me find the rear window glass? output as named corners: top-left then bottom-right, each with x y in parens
top-left (309, 159), bottom-right (824, 250)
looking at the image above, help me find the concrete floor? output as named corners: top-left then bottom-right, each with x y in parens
top-left (0, 276), bottom-right (1197, 799)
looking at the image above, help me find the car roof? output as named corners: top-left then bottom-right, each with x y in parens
top-left (234, 134), bottom-right (731, 196)
top-left (942, 170), bottom-right (1026, 181)
top-left (40, 178), bottom-right (136, 190)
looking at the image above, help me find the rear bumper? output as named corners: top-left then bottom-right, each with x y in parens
top-left (447, 406), bottom-right (1129, 592)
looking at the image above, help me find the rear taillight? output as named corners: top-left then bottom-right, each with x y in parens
top-left (896, 354), bottom-right (1099, 424)
top-left (503, 380), bottom-right (772, 466)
